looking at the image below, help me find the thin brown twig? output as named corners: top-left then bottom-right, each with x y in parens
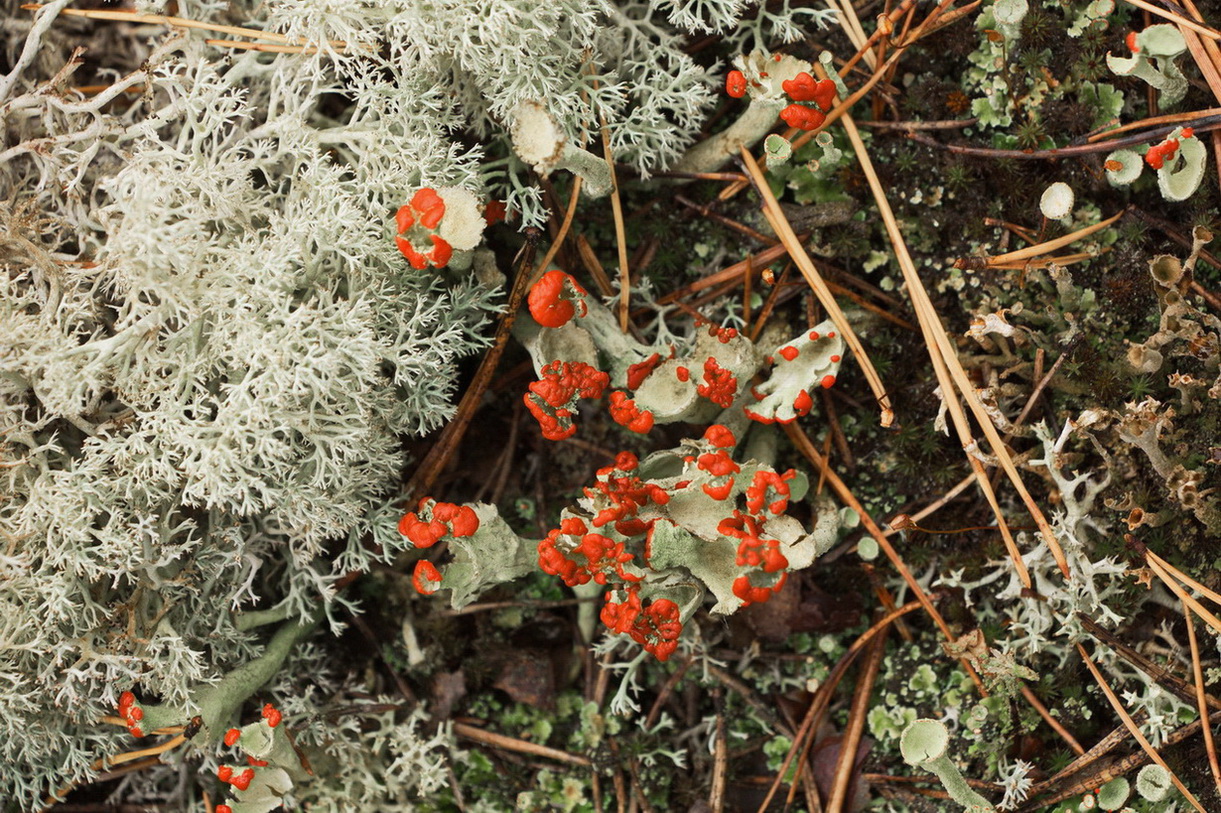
top-left (453, 722), bottom-right (592, 767)
top-left (1020, 685), bottom-right (1085, 755)
top-left (825, 634), bottom-right (887, 811)
top-left (1119, 0), bottom-right (1221, 40)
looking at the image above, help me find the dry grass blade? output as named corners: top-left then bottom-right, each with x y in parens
top-left (739, 147), bottom-right (895, 426)
top-left (1085, 107), bottom-right (1221, 142)
top-left (836, 106), bottom-right (1067, 579)
top-left (1184, 601), bottom-right (1221, 796)
top-left (1076, 642), bottom-right (1207, 812)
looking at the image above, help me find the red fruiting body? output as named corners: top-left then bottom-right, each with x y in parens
top-left (626, 353), bottom-right (663, 390)
top-left (224, 728), bottom-right (242, 746)
top-left (527, 270), bottom-right (588, 328)
top-left (394, 189), bottom-right (454, 270)
top-left (1182, 127), bottom-right (1194, 138)
top-left (808, 330), bottom-right (820, 340)
top-left (523, 360), bottom-right (610, 440)
top-left (247, 756), bottom-right (269, 767)
top-left (830, 354), bottom-right (841, 362)
top-left (129, 726), bottom-right (143, 738)
top-left (821, 375), bottom-right (836, 389)
top-left (1145, 137), bottom-right (1180, 169)
top-left (792, 389), bottom-right (813, 416)
top-left (261, 703), bottom-right (281, 728)
top-left (218, 766), bottom-right (234, 783)
top-left (608, 391), bottom-right (654, 434)
top-left (118, 691), bottom-right (135, 711)
top-left (231, 768), bottom-right (256, 792)
top-left (778, 346), bottom-right (799, 361)
top-left (676, 366), bottom-right (690, 382)
top-left (217, 807), bottom-right (233, 813)
top-left (400, 500), bottom-right (480, 547)
top-left (128, 706), bottom-right (143, 722)
top-left (780, 103), bottom-right (826, 131)
top-left (412, 560), bottom-right (443, 594)
top-left (745, 470), bottom-right (794, 517)
top-left (703, 424), bottom-right (736, 448)
top-left (725, 69), bottom-right (747, 98)
top-left (697, 357), bottom-right (738, 407)
top-left (410, 188), bottom-right (446, 230)
top-left (483, 199), bottom-right (507, 225)
top-left (1126, 30), bottom-right (1139, 51)
top-left (781, 73), bottom-right (837, 110)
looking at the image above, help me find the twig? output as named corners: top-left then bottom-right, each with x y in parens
top-left (453, 722), bottom-right (592, 767)
top-left (825, 634), bottom-right (886, 811)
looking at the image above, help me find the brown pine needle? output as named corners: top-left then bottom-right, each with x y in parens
top-left (835, 106), bottom-right (1067, 580)
top-left (1147, 556), bottom-right (1221, 638)
top-left (783, 422), bottom-right (986, 693)
top-left (985, 211), bottom-right (1124, 267)
top-left (739, 147), bottom-right (895, 427)
top-left (597, 115), bottom-right (631, 333)
top-left (41, 733), bottom-right (188, 810)
top-left (21, 3), bottom-right (348, 48)
top-left (1147, 550), bottom-right (1221, 607)
top-left (1087, 107), bottom-right (1221, 143)
top-left (1020, 685), bottom-right (1086, 755)
top-left (532, 177), bottom-right (583, 285)
top-left (1183, 602), bottom-right (1221, 796)
top-left (834, 109), bottom-right (1040, 587)
top-left (1119, 0), bottom-right (1221, 41)
top-left (1076, 642), bottom-right (1207, 812)
top-left (205, 39), bottom-right (321, 54)
top-left (825, 636), bottom-right (886, 811)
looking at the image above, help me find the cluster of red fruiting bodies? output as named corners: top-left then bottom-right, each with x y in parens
top-left (398, 498), bottom-right (481, 595)
top-left (523, 270), bottom-right (825, 439)
top-left (117, 691), bottom-right (145, 738)
top-left (392, 188), bottom-right (505, 270)
top-left (531, 425), bottom-right (794, 660)
top-left (404, 425), bottom-right (797, 660)
top-left (1145, 127), bottom-right (1194, 170)
top-left (211, 704), bottom-right (283, 813)
top-left (724, 57), bottom-right (837, 132)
